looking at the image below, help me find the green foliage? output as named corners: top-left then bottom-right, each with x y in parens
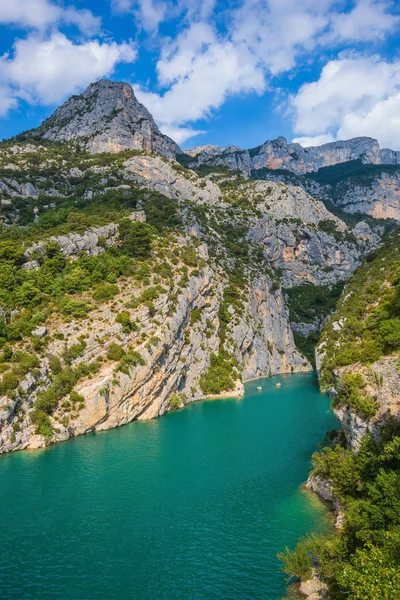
top-left (293, 332), bottom-right (320, 367)
top-left (115, 311), bottom-right (137, 332)
top-left (199, 352), bottom-right (239, 395)
top-left (286, 284), bottom-right (344, 324)
top-left (48, 355), bottom-right (62, 375)
top-left (319, 229), bottom-right (400, 387)
top-left (278, 534), bottom-right (321, 581)
top-left (332, 373), bottom-right (378, 419)
top-left (283, 419), bottom-right (400, 597)
top-left (107, 343), bottom-right (125, 361)
top-left (118, 351), bottom-right (145, 374)
top-left (169, 394), bottom-right (181, 410)
top-left (92, 283), bottom-right (119, 302)
top-left (0, 371), bottom-right (19, 394)
top-left (63, 341), bottom-right (86, 365)
top-left (190, 308), bottom-right (202, 326)
top-left (119, 219), bottom-right (153, 258)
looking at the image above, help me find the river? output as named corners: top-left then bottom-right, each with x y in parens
top-left (0, 373), bottom-right (337, 599)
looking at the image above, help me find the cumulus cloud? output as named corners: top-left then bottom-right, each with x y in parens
top-left (291, 56), bottom-right (400, 149)
top-left (0, 0), bottom-right (100, 34)
top-left (134, 22), bottom-right (265, 143)
top-left (111, 0), bottom-right (167, 32)
top-left (0, 33), bottom-right (136, 107)
top-left (130, 0), bottom-right (400, 144)
top-left (328, 0), bottom-right (400, 43)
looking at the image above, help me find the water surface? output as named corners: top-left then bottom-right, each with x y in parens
top-left (0, 373), bottom-right (337, 599)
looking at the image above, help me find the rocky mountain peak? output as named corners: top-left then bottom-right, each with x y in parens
top-left (29, 79), bottom-right (181, 158)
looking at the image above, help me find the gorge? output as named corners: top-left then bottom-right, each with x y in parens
top-left (0, 79), bottom-right (399, 599)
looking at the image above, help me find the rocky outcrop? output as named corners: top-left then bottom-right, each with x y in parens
top-left (316, 354), bottom-right (400, 451)
top-left (334, 170), bottom-right (400, 219)
top-left (29, 80), bottom-right (181, 158)
top-left (123, 155), bottom-right (221, 205)
top-left (306, 474), bottom-right (344, 529)
top-left (23, 211), bottom-right (146, 264)
top-left (244, 181), bottom-right (378, 287)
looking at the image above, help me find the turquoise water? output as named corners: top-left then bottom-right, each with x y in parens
top-left (0, 373), bottom-right (337, 600)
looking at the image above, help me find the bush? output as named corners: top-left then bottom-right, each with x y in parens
top-left (92, 283), bottom-right (119, 302)
top-left (199, 353), bottom-right (239, 395)
top-left (333, 373), bottom-right (378, 419)
top-left (48, 355), bottom-right (62, 374)
top-left (119, 220), bottom-right (153, 258)
top-left (107, 343), bottom-right (125, 361)
top-left (115, 311), bottom-right (137, 332)
top-left (0, 371), bottom-right (19, 394)
top-left (169, 394), bottom-right (181, 410)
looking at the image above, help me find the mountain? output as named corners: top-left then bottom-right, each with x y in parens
top-left (24, 80), bottom-right (181, 158)
top-left (0, 78), bottom-right (395, 456)
top-left (185, 137), bottom-right (400, 221)
top-left (187, 135), bottom-right (400, 176)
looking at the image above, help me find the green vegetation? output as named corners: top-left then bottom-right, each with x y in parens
top-left (107, 343), bottom-right (125, 361)
top-left (306, 159), bottom-right (400, 187)
top-left (285, 284), bottom-right (344, 365)
top-left (286, 284), bottom-right (344, 324)
top-left (281, 229), bottom-right (400, 599)
top-left (319, 229), bottom-right (400, 388)
top-left (280, 418), bottom-right (400, 599)
top-left (199, 352), bottom-right (239, 395)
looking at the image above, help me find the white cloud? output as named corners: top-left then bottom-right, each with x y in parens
top-left (292, 133), bottom-right (335, 147)
top-left (159, 124), bottom-right (206, 144)
top-left (291, 56), bottom-right (400, 149)
top-left (0, 33), bottom-right (137, 107)
top-left (134, 22), bottom-right (265, 144)
top-left (130, 0), bottom-right (400, 145)
top-left (111, 0), bottom-right (167, 32)
top-left (329, 0), bottom-right (400, 43)
top-left (0, 86), bottom-right (18, 117)
top-left (0, 0), bottom-right (100, 34)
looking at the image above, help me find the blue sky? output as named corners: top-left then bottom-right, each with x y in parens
top-left (0, 0), bottom-right (399, 150)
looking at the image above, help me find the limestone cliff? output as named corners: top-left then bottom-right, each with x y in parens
top-left (0, 235), bottom-right (308, 454)
top-left (187, 136), bottom-right (400, 176)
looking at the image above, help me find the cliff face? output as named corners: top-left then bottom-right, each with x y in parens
top-left (28, 80), bottom-right (180, 158)
top-left (187, 136), bottom-right (400, 176)
top-left (333, 170), bottom-right (400, 219)
top-left (0, 236), bottom-right (308, 454)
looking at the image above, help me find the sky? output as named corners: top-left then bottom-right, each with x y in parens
top-left (0, 0), bottom-right (399, 150)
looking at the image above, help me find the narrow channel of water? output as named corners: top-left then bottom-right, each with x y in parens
top-left (0, 373), bottom-right (337, 599)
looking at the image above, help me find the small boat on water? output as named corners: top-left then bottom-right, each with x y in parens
top-left (276, 382), bottom-right (281, 388)
top-left (257, 386), bottom-right (262, 391)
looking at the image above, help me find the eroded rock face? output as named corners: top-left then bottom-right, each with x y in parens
top-left (0, 242), bottom-right (309, 454)
top-left (188, 136), bottom-right (400, 176)
top-left (245, 181), bottom-right (377, 287)
top-left (32, 80), bottom-right (180, 158)
top-left (123, 156), bottom-right (221, 205)
top-left (334, 171), bottom-right (400, 219)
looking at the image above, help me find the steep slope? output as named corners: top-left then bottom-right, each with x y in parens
top-left (279, 229), bottom-right (400, 599)
top-left (23, 80), bottom-right (180, 158)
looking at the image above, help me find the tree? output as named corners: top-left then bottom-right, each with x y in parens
top-left (118, 220), bottom-right (153, 258)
